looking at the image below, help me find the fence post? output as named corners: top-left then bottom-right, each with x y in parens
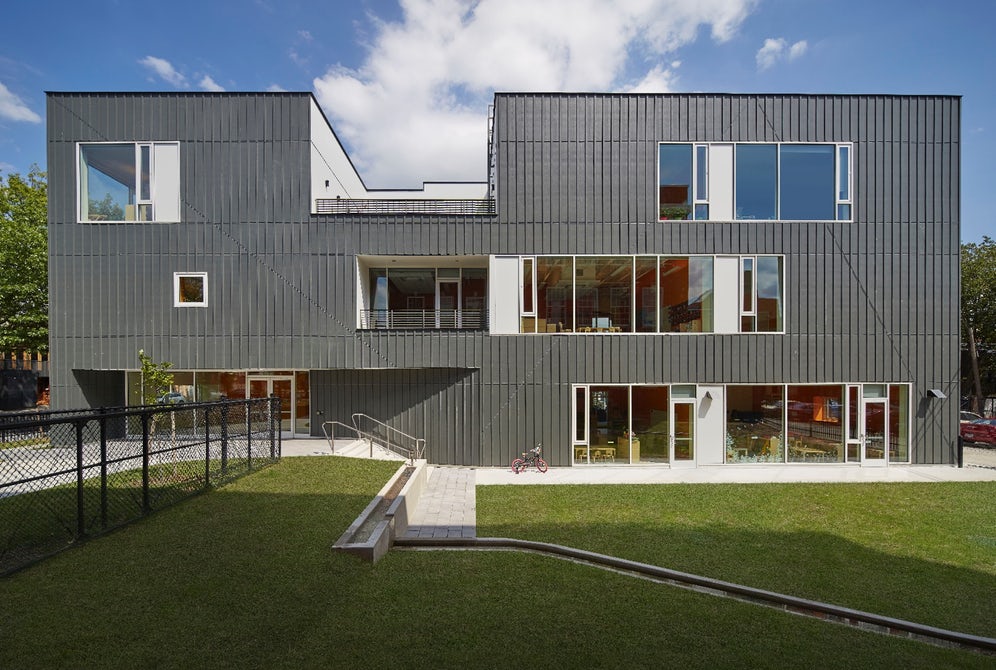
top-left (99, 408), bottom-right (108, 529)
top-left (204, 405), bottom-right (212, 487)
top-left (220, 402), bottom-right (229, 473)
top-left (269, 394), bottom-right (278, 460)
top-left (141, 411), bottom-right (150, 514)
top-left (75, 420), bottom-right (86, 538)
top-left (270, 395), bottom-right (280, 460)
top-left (246, 399), bottom-right (253, 471)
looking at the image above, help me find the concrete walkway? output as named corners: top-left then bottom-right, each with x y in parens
top-left (281, 439), bottom-right (996, 540)
top-left (402, 467), bottom-right (476, 539)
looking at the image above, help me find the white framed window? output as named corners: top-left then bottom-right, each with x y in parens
top-left (660, 142), bottom-right (853, 222)
top-left (78, 142), bottom-right (180, 223)
top-left (174, 272), bottom-right (208, 307)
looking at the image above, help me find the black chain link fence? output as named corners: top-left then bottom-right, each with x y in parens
top-left (0, 397), bottom-right (281, 576)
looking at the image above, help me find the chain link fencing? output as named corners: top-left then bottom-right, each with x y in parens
top-left (0, 397), bottom-right (281, 576)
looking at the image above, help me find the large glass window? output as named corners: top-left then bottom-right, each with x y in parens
top-left (660, 257), bottom-right (713, 333)
top-left (79, 142), bottom-right (179, 222)
top-left (574, 257), bottom-right (632, 332)
top-left (786, 385), bottom-right (844, 462)
top-left (780, 145), bottom-right (835, 220)
top-left (631, 386), bottom-right (669, 463)
top-left (726, 385), bottom-right (784, 463)
top-left (735, 144), bottom-right (778, 220)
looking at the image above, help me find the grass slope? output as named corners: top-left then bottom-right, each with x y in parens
top-left (0, 460), bottom-right (992, 668)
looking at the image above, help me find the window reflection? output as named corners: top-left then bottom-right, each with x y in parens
top-left (786, 385), bottom-right (844, 462)
top-left (780, 145), bottom-right (835, 220)
top-left (659, 144), bottom-right (693, 220)
top-left (660, 257), bottom-right (713, 333)
top-left (726, 386), bottom-right (783, 462)
top-left (735, 144), bottom-right (777, 220)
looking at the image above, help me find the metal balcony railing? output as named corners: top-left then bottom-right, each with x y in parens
top-left (316, 198), bottom-right (496, 216)
top-left (359, 309), bottom-right (488, 330)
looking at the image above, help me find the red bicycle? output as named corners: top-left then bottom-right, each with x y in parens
top-left (512, 444), bottom-right (548, 473)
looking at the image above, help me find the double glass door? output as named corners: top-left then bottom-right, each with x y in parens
top-left (248, 376), bottom-right (294, 436)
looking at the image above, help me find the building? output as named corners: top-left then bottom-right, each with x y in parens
top-left (46, 91), bottom-right (960, 467)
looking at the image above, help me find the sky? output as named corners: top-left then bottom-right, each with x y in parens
top-left (0, 0), bottom-right (992, 241)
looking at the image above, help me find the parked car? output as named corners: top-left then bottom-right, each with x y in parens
top-left (961, 419), bottom-right (996, 445)
top-left (157, 391), bottom-right (186, 405)
top-left (960, 411), bottom-right (984, 423)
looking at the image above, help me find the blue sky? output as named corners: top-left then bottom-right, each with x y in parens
top-left (1, 0), bottom-right (992, 240)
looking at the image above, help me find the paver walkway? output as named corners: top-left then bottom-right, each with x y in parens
top-left (403, 467), bottom-right (476, 539)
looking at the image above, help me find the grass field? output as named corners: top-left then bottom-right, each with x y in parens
top-left (0, 457), bottom-right (992, 669)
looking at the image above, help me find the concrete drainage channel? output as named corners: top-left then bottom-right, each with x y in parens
top-left (336, 465), bottom-right (995, 656)
top-left (332, 460), bottom-right (427, 563)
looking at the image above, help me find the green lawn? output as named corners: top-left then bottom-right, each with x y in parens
top-left (0, 458), bottom-right (992, 669)
top-left (477, 482), bottom-right (996, 639)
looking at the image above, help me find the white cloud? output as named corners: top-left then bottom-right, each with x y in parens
top-left (756, 37), bottom-right (807, 70)
top-left (314, 0), bottom-right (758, 187)
top-left (267, 84), bottom-right (288, 92)
top-left (199, 75), bottom-right (225, 92)
top-left (139, 56), bottom-right (188, 87)
top-left (0, 81), bottom-right (41, 123)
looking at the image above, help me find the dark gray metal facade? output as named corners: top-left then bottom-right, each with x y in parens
top-left (46, 92), bottom-right (961, 466)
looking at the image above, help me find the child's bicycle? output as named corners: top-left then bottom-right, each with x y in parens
top-left (511, 444), bottom-right (548, 474)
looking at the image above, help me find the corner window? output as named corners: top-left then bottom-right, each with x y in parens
top-left (174, 272), bottom-right (207, 307)
top-left (79, 142), bottom-right (180, 222)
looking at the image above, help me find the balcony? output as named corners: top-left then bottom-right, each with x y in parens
top-left (316, 198), bottom-right (496, 216)
top-left (359, 309), bottom-right (488, 331)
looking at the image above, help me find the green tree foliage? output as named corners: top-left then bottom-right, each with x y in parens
top-left (138, 349), bottom-right (174, 406)
top-left (962, 237), bottom-right (996, 412)
top-left (0, 167), bottom-right (48, 352)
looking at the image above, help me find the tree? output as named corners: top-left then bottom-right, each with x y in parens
top-left (138, 349), bottom-right (174, 406)
top-left (0, 167), bottom-right (47, 352)
top-left (962, 237), bottom-right (996, 414)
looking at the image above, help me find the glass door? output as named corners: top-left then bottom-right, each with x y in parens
top-left (863, 397), bottom-right (888, 466)
top-left (436, 278), bottom-right (460, 328)
top-left (671, 398), bottom-right (696, 467)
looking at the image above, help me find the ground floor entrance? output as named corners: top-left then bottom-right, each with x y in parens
top-left (126, 369), bottom-right (311, 437)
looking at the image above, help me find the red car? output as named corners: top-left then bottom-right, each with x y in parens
top-left (961, 419), bottom-right (996, 445)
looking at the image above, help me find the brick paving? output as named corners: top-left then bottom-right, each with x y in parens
top-left (403, 467), bottom-right (476, 539)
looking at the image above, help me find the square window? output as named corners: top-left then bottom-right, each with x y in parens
top-left (174, 272), bottom-right (208, 307)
